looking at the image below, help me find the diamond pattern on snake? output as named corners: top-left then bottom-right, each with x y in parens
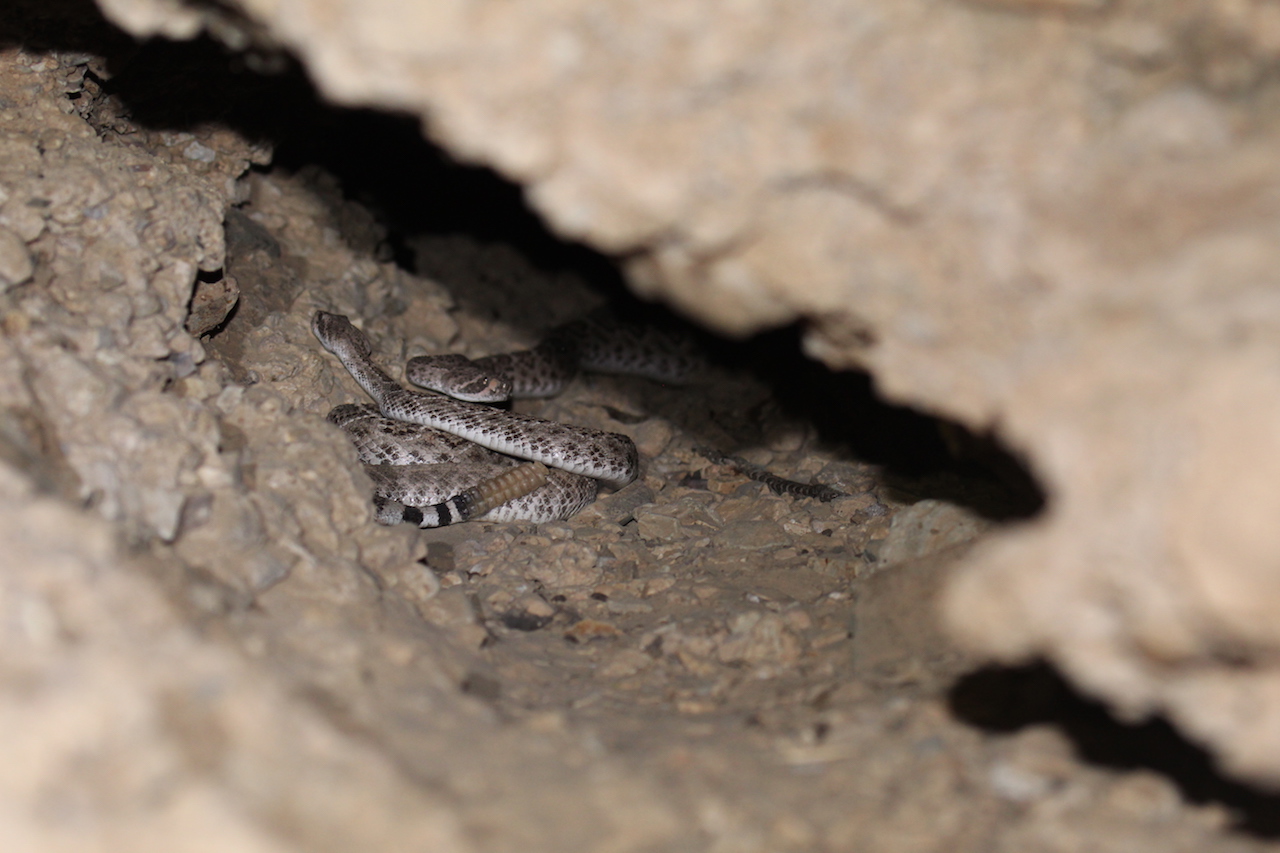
top-left (312, 310), bottom-right (700, 527)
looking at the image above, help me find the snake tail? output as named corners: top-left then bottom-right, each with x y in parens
top-left (400, 462), bottom-right (550, 528)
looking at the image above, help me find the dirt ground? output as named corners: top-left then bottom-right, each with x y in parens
top-left (3, 4), bottom-right (1280, 852)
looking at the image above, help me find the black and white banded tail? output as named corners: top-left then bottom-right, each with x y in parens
top-left (379, 462), bottom-right (550, 528)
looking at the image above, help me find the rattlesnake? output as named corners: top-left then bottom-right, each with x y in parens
top-left (312, 310), bottom-right (698, 526)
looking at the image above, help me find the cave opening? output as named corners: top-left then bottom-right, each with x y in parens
top-left (8, 2), bottom-right (1273, 848)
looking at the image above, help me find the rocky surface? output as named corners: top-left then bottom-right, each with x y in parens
top-left (89, 0), bottom-right (1280, 788)
top-left (1, 0), bottom-right (1279, 850)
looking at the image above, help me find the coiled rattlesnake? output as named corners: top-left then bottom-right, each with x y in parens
top-left (312, 310), bottom-right (697, 526)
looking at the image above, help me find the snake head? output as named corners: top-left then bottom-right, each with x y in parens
top-left (312, 311), bottom-right (372, 359)
top-left (405, 354), bottom-right (513, 402)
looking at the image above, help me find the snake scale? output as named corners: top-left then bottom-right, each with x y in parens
top-left (312, 310), bottom-right (698, 526)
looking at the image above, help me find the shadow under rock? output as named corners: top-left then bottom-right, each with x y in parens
top-left (0, 0), bottom-right (129, 55)
top-left (950, 662), bottom-right (1280, 837)
top-left (706, 325), bottom-right (1045, 521)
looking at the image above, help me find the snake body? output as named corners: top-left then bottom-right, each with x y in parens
top-left (328, 403), bottom-right (597, 526)
top-left (406, 314), bottom-right (700, 400)
top-left (312, 310), bottom-right (684, 526)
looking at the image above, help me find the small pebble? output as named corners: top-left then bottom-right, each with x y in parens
top-left (712, 520), bottom-right (791, 551)
top-left (634, 507), bottom-right (685, 542)
top-left (523, 541), bottom-right (601, 588)
top-left (633, 418), bottom-right (674, 456)
top-left (642, 576), bottom-right (677, 597)
top-left (564, 619), bottom-right (623, 642)
top-left (183, 140), bottom-right (217, 163)
top-left (0, 225), bottom-right (33, 289)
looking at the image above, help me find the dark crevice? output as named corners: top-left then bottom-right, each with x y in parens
top-left (951, 662), bottom-right (1280, 837)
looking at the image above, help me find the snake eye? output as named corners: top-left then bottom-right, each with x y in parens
top-left (453, 375), bottom-right (511, 402)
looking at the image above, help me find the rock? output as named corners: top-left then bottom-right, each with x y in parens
top-left (632, 418), bottom-right (674, 457)
top-left (605, 597), bottom-right (653, 615)
top-left (575, 480), bottom-right (655, 526)
top-left (502, 595), bottom-right (556, 631)
top-left (852, 549), bottom-right (975, 689)
top-left (185, 272), bottom-right (240, 336)
top-left (393, 564), bottom-right (441, 605)
top-left (183, 139), bottom-right (217, 162)
top-left (598, 649), bottom-right (653, 678)
top-left (876, 500), bottom-right (990, 566)
top-left (0, 225), bottom-right (32, 289)
top-left (523, 541), bottom-right (601, 588)
top-left (715, 612), bottom-right (801, 668)
top-left (563, 619), bottom-right (623, 643)
top-left (711, 519), bottom-right (791, 551)
top-left (634, 506), bottom-right (684, 542)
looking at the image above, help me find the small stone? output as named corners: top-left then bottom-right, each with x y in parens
top-left (502, 595), bottom-right (555, 631)
top-left (632, 418), bottom-right (674, 456)
top-left (576, 481), bottom-right (655, 526)
top-left (780, 517), bottom-right (811, 535)
top-left (650, 542), bottom-right (688, 561)
top-left (171, 374), bottom-right (220, 400)
top-left (642, 575), bottom-right (677, 597)
top-left (0, 198), bottom-right (46, 242)
top-left (605, 597), bottom-right (653, 615)
top-left (812, 629), bottom-right (852, 649)
top-left (634, 507), bottom-right (685, 542)
top-left (716, 612), bottom-right (801, 666)
top-left (524, 541), bottom-right (601, 588)
top-left (523, 710), bottom-right (567, 733)
top-left (185, 273), bottom-right (239, 336)
top-left (675, 698), bottom-right (717, 715)
top-left (538, 521), bottom-right (574, 540)
top-left (183, 140), bottom-right (217, 162)
top-left (713, 497), bottom-right (759, 523)
top-left (598, 649), bottom-right (653, 678)
top-left (564, 619), bottom-right (623, 642)
top-left (712, 520), bottom-right (791, 550)
top-left (988, 762), bottom-right (1052, 803)
top-left (0, 226), bottom-right (33, 289)
top-left (876, 499), bottom-right (990, 565)
top-left (707, 477), bottom-right (738, 495)
top-left (485, 589), bottom-right (514, 611)
top-left (516, 595), bottom-right (555, 618)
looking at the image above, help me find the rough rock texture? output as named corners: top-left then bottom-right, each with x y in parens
top-left (91, 0), bottom-right (1280, 787)
top-left (3, 0), bottom-right (1280, 850)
